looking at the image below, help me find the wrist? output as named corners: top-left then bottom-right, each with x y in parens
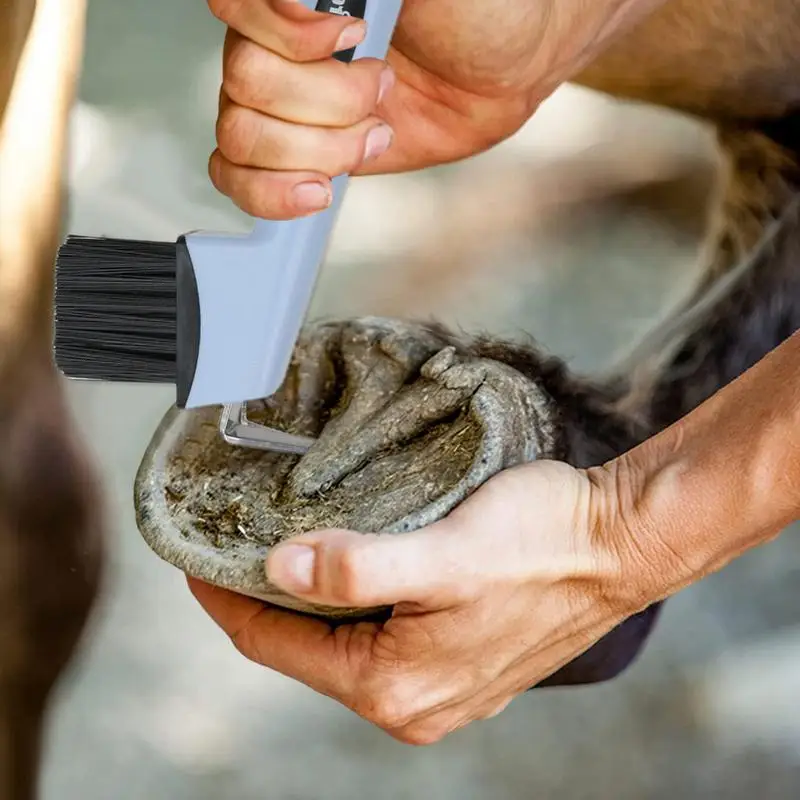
top-left (591, 334), bottom-right (800, 609)
top-left (583, 453), bottom-right (685, 616)
top-left (586, 439), bottom-right (707, 613)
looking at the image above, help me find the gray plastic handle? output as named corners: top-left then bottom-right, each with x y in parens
top-left (183, 0), bottom-right (403, 408)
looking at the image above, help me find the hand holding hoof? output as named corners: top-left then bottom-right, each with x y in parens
top-left (135, 317), bottom-right (560, 618)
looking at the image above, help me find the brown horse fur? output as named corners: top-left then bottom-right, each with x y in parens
top-left (0, 2), bottom-right (105, 798)
top-left (577, 0), bottom-right (800, 415)
top-left (0, 0), bottom-right (799, 794)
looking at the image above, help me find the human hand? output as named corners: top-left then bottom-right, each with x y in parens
top-left (205, 0), bottom-right (667, 219)
top-left (189, 459), bottom-right (656, 745)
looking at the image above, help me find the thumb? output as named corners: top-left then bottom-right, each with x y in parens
top-left (264, 522), bottom-right (482, 610)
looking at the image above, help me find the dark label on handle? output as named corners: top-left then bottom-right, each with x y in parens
top-left (315, 0), bottom-right (367, 63)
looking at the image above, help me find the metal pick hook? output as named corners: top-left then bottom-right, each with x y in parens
top-left (219, 402), bottom-right (315, 456)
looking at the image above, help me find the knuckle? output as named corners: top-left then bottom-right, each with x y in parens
top-left (355, 683), bottom-right (416, 731)
top-left (336, 70), bottom-right (381, 123)
top-left (289, 26), bottom-right (327, 62)
top-left (344, 86), bottom-right (376, 124)
top-left (391, 724), bottom-right (446, 747)
top-left (207, 0), bottom-right (243, 24)
top-left (368, 703), bottom-right (410, 732)
top-left (246, 176), bottom-right (293, 220)
top-left (222, 39), bottom-right (261, 105)
top-left (216, 105), bottom-right (256, 164)
top-left (329, 546), bottom-right (372, 606)
top-left (229, 622), bottom-right (261, 664)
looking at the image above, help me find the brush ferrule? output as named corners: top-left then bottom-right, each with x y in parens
top-left (175, 237), bottom-right (201, 408)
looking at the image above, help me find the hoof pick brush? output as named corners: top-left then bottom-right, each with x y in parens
top-left (54, 0), bottom-right (403, 455)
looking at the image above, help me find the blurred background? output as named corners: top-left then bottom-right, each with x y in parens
top-left (43, 0), bottom-right (800, 797)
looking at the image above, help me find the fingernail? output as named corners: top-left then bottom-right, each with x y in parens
top-left (377, 66), bottom-right (395, 104)
top-left (268, 544), bottom-right (316, 593)
top-left (292, 181), bottom-right (331, 211)
top-left (335, 22), bottom-right (366, 53)
top-left (363, 124), bottom-right (393, 162)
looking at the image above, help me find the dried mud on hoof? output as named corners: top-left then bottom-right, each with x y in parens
top-left (134, 318), bottom-right (559, 620)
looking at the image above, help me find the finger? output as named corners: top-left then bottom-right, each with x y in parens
top-left (223, 29), bottom-right (394, 127)
top-left (208, 0), bottom-right (366, 63)
top-left (479, 697), bottom-right (513, 720)
top-left (377, 650), bottom-right (517, 741)
top-left (187, 577), bottom-right (264, 629)
top-left (209, 148), bottom-right (333, 218)
top-left (384, 682), bottom-right (515, 743)
top-left (264, 523), bottom-right (484, 609)
top-left (187, 577), bottom-right (366, 699)
top-left (216, 91), bottom-right (393, 174)
top-left (385, 703), bottom-right (478, 746)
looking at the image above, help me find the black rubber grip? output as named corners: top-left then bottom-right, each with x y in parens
top-left (175, 236), bottom-right (201, 409)
top-left (315, 0), bottom-right (368, 63)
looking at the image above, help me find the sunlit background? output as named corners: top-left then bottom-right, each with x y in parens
top-left (42, 1), bottom-right (800, 797)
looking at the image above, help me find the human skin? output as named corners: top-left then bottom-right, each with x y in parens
top-left (205, 0), bottom-right (667, 218)
top-left (190, 0), bottom-right (800, 744)
top-left (189, 329), bottom-right (800, 744)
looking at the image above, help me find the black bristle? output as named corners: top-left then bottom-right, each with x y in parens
top-left (54, 235), bottom-right (177, 383)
